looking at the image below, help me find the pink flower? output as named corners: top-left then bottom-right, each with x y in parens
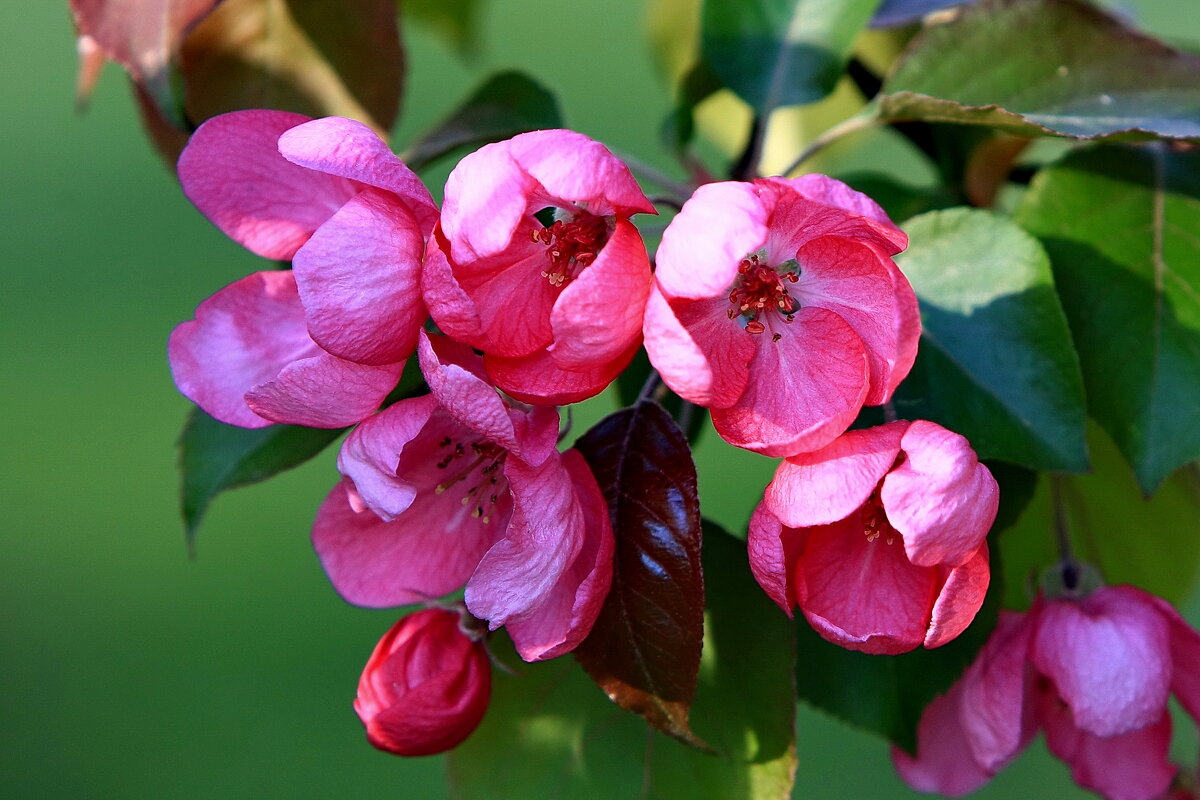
top-left (423, 129), bottom-right (656, 405)
top-left (355, 609), bottom-right (491, 756)
top-left (313, 332), bottom-right (614, 662)
top-left (893, 585), bottom-right (1200, 800)
top-left (748, 420), bottom-right (997, 654)
top-left (170, 110), bottom-right (439, 427)
top-left (643, 174), bottom-right (919, 456)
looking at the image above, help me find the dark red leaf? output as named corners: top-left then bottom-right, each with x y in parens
top-left (573, 400), bottom-right (708, 749)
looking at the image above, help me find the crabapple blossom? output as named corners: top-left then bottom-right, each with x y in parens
top-left (644, 174), bottom-right (919, 456)
top-left (355, 609), bottom-right (491, 756)
top-left (748, 420), bottom-right (997, 654)
top-left (312, 332), bottom-right (614, 662)
top-left (423, 129), bottom-right (656, 405)
top-left (893, 584), bottom-right (1200, 800)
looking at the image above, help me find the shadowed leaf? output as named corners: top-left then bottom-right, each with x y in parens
top-left (402, 0), bottom-right (484, 55)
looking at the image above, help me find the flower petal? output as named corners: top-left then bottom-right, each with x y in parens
top-left (759, 176), bottom-right (908, 258)
top-left (177, 110), bottom-right (356, 259)
top-left (422, 230), bottom-right (486, 347)
top-left (746, 502), bottom-right (806, 615)
top-left (891, 683), bottom-right (997, 797)
top-left (883, 420), bottom-right (998, 568)
top-left (1145, 590), bottom-right (1200, 722)
top-left (484, 342), bottom-right (638, 406)
top-left (418, 332), bottom-right (520, 450)
top-left (336, 395), bottom-right (439, 521)
top-left (441, 139), bottom-right (541, 262)
top-left (957, 609), bottom-right (1037, 771)
top-left (645, 290), bottom-right (753, 409)
top-left (1031, 587), bottom-right (1173, 737)
top-left (765, 422), bottom-right (907, 529)
top-left (244, 351), bottom-right (401, 429)
top-left (293, 188), bottom-right (426, 365)
top-left (788, 173), bottom-right (908, 254)
top-left (924, 544), bottom-right (990, 649)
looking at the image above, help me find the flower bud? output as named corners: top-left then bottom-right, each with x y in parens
top-left (355, 609), bottom-right (491, 756)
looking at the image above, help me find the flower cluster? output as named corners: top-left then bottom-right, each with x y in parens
top-left (168, 111), bottom-right (998, 756)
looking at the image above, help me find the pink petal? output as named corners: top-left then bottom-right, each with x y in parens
top-left (417, 332), bottom-right (520, 450)
top-left (891, 683), bottom-right (997, 797)
top-left (793, 513), bottom-right (935, 655)
top-left (244, 351), bottom-right (401, 429)
top-left (1031, 587), bottom-right (1173, 738)
top-left (788, 174), bottom-right (908, 254)
top-left (465, 453), bottom-right (582, 629)
top-left (1145, 590), bottom-right (1200, 721)
top-left (422, 231), bottom-right (486, 346)
top-left (549, 219), bottom-right (650, 369)
top-left (177, 110), bottom-right (357, 259)
top-left (957, 609), bottom-right (1037, 771)
top-left (169, 270), bottom-right (316, 429)
top-left (505, 449), bottom-right (615, 661)
top-left (484, 342), bottom-right (637, 406)
top-left (441, 139), bottom-right (541, 263)
top-left (764, 422), bottom-right (908, 529)
top-left (277, 115), bottom-right (438, 234)
top-left (792, 236), bottom-right (920, 405)
top-left (759, 176), bottom-right (908, 259)
top-left (645, 291), bottom-right (754, 409)
top-left (312, 479), bottom-right (506, 608)
top-left (448, 243), bottom-right (560, 357)
top-left (711, 306), bottom-right (869, 457)
top-left (293, 188), bottom-right (426, 365)
top-left (336, 395), bottom-right (439, 521)
top-left (883, 420), bottom-right (999, 568)
top-left (653, 181), bottom-right (767, 300)
top-left (746, 502), bottom-right (806, 614)
top-left (924, 544), bottom-right (990, 648)
top-left (1037, 683), bottom-right (1176, 800)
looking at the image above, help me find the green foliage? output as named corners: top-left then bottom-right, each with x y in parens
top-left (1016, 144), bottom-right (1200, 491)
top-left (401, 0), bottom-right (484, 55)
top-left (893, 207), bottom-right (1089, 472)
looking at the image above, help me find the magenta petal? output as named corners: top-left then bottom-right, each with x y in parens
top-left (647, 291), bottom-right (754, 409)
top-left (794, 514), bottom-right (934, 655)
top-left (793, 236), bottom-right (920, 405)
top-left (1031, 588), bottom-right (1173, 738)
top-left (484, 343), bottom-right (636, 406)
top-left (711, 306), bottom-right (869, 457)
top-left (765, 422), bottom-right (907, 529)
top-left (958, 610), bottom-right (1036, 771)
top-left (924, 544), bottom-right (990, 649)
top-left (177, 110), bottom-right (357, 259)
top-left (746, 502), bottom-right (805, 615)
top-left (788, 174), bottom-right (908, 254)
top-left (169, 270), bottom-right (315, 429)
top-left (277, 115), bottom-right (438, 234)
top-left (883, 420), bottom-right (999, 568)
top-left (337, 395), bottom-right (439, 521)
top-left (417, 332), bottom-right (520, 450)
top-left (759, 176), bottom-right (907, 258)
top-left (891, 683), bottom-right (997, 797)
top-left (293, 188), bottom-right (427, 365)
top-left (244, 351), bottom-right (401, 428)
top-left (1037, 685), bottom-right (1176, 800)
top-left (505, 449), bottom-right (615, 661)
top-left (1146, 591), bottom-right (1200, 721)
top-left (312, 479), bottom-right (504, 608)
top-left (549, 219), bottom-right (650, 369)
top-left (441, 140), bottom-right (540, 262)
top-left (422, 233), bottom-right (486, 346)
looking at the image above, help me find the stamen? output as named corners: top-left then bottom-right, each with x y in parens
top-left (726, 254), bottom-right (801, 338)
top-left (534, 212), bottom-right (609, 287)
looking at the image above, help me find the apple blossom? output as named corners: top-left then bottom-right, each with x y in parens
top-left (423, 129), bottom-right (656, 405)
top-left (748, 419), bottom-right (997, 654)
top-left (643, 174), bottom-right (919, 456)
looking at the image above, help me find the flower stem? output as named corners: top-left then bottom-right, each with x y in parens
top-left (779, 105), bottom-right (880, 178)
top-left (731, 113), bottom-right (767, 181)
top-left (1049, 475), bottom-right (1080, 591)
top-left (613, 150), bottom-right (693, 206)
top-left (637, 369), bottom-right (664, 404)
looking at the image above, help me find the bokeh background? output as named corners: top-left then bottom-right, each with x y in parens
top-left (3, 1), bottom-right (1197, 797)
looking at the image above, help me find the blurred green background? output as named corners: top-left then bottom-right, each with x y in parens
top-left (2, 1), bottom-right (1196, 798)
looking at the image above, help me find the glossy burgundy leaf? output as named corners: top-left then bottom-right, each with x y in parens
top-left (573, 400), bottom-right (707, 749)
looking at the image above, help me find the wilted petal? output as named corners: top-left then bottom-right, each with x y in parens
top-left (1032, 587), bottom-right (1172, 738)
top-left (883, 420), bottom-right (999, 568)
top-left (177, 110), bottom-right (357, 259)
top-left (891, 683), bottom-right (996, 797)
top-left (924, 544), bottom-right (990, 649)
top-left (765, 422), bottom-right (907, 529)
top-left (958, 610), bottom-right (1036, 771)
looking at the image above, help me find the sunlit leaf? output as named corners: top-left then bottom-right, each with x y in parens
top-left (401, 0), bottom-right (483, 55)
top-left (1015, 144), bottom-right (1200, 491)
top-left (573, 400), bottom-right (706, 748)
top-left (877, 0), bottom-right (1200, 141)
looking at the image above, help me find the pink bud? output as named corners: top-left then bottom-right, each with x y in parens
top-left (354, 609), bottom-right (491, 756)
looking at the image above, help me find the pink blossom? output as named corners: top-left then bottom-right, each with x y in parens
top-left (643, 174), bottom-right (919, 456)
top-left (355, 609), bottom-right (491, 756)
top-left (748, 420), bottom-right (997, 654)
top-left (893, 585), bottom-right (1200, 799)
top-left (423, 129), bottom-right (656, 405)
top-left (312, 333), bottom-right (614, 662)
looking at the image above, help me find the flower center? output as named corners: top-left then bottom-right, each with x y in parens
top-left (726, 254), bottom-right (800, 337)
top-left (434, 437), bottom-right (506, 525)
top-left (861, 491), bottom-right (897, 546)
top-left (531, 210), bottom-right (608, 287)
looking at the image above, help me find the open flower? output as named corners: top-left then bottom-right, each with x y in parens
top-left (893, 584), bottom-right (1200, 800)
top-left (423, 129), bottom-right (656, 405)
top-left (313, 332), bottom-right (614, 661)
top-left (355, 609), bottom-right (491, 757)
top-left (644, 174), bottom-right (918, 456)
top-left (748, 420), bottom-right (997, 654)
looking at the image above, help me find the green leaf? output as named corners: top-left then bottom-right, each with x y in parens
top-left (1015, 144), bottom-right (1200, 491)
top-left (402, 71), bottom-right (562, 171)
top-left (447, 525), bottom-right (796, 799)
top-left (999, 424), bottom-right (1200, 610)
top-left (877, 0), bottom-right (1200, 141)
top-left (401, 0), bottom-right (483, 55)
top-left (179, 409), bottom-right (343, 545)
top-left (701, 0), bottom-right (881, 114)
top-left (893, 207), bottom-right (1089, 472)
